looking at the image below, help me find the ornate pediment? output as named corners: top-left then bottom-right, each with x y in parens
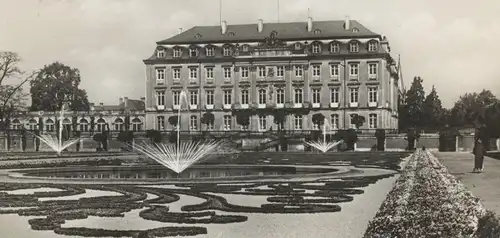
top-left (259, 31), bottom-right (286, 49)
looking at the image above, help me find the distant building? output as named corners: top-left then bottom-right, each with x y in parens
top-left (8, 97), bottom-right (145, 133)
top-left (143, 17), bottom-right (400, 132)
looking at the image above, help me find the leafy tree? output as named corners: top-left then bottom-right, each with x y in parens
top-left (234, 111), bottom-right (251, 127)
top-left (30, 62), bottom-right (90, 111)
top-left (168, 116), bottom-right (179, 127)
top-left (145, 129), bottom-right (162, 143)
top-left (201, 112), bottom-right (215, 127)
top-left (311, 113), bottom-right (325, 129)
top-left (422, 85), bottom-right (446, 129)
top-left (350, 114), bottom-right (365, 130)
top-left (404, 76), bottom-right (426, 128)
top-left (449, 90), bottom-right (499, 127)
top-left (272, 110), bottom-right (286, 130)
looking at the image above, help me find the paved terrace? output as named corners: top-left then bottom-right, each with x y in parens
top-left (434, 151), bottom-right (500, 215)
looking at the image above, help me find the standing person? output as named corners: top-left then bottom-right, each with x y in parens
top-left (473, 126), bottom-right (487, 173)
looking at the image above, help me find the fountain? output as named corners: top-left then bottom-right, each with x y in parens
top-left (32, 103), bottom-right (84, 156)
top-left (305, 118), bottom-right (343, 153)
top-left (133, 91), bottom-right (223, 174)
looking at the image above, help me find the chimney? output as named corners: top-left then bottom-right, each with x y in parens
top-left (344, 16), bottom-right (350, 30)
top-left (257, 19), bottom-right (264, 33)
top-left (178, 28), bottom-right (183, 34)
top-left (380, 35), bottom-right (390, 52)
top-left (307, 17), bottom-right (313, 32)
top-left (119, 97), bottom-right (123, 105)
top-left (124, 97), bottom-right (128, 108)
top-left (221, 20), bottom-right (227, 34)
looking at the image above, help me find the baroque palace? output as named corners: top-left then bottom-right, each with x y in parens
top-left (143, 17), bottom-right (400, 132)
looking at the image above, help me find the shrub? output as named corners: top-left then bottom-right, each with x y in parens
top-left (145, 129), bottom-right (162, 143)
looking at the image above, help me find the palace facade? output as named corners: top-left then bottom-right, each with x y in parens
top-left (143, 17), bottom-right (400, 132)
top-left (7, 97), bottom-right (145, 133)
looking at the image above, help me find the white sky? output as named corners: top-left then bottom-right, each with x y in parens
top-left (1, 0), bottom-right (500, 108)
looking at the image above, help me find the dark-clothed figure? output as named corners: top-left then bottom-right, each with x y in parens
top-left (473, 138), bottom-right (485, 173)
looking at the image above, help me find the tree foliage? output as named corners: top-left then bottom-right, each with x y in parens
top-left (312, 113), bottom-right (325, 128)
top-left (422, 85), bottom-right (446, 128)
top-left (350, 114), bottom-right (365, 130)
top-left (449, 90), bottom-right (499, 127)
top-left (30, 62), bottom-right (90, 111)
top-left (404, 76), bottom-right (426, 128)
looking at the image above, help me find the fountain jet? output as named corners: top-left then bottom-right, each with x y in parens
top-left (32, 104), bottom-right (83, 156)
top-left (305, 118), bottom-right (343, 153)
top-left (132, 91), bottom-right (223, 174)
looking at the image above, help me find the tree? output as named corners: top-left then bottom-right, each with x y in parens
top-left (311, 113), bottom-right (325, 129)
top-left (422, 85), bottom-right (446, 129)
top-left (29, 62), bottom-right (90, 111)
top-left (449, 90), bottom-right (499, 127)
top-left (234, 111), bottom-right (251, 128)
top-left (168, 116), bottom-right (179, 128)
top-left (350, 114), bottom-right (365, 130)
top-left (201, 112), bottom-right (215, 128)
top-left (272, 110), bottom-right (286, 130)
top-left (404, 76), bottom-right (426, 128)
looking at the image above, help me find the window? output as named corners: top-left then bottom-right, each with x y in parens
top-left (190, 115), bottom-right (198, 130)
top-left (330, 88), bottom-right (339, 103)
top-left (156, 91), bottom-right (165, 106)
top-left (156, 116), bottom-right (165, 130)
top-left (10, 119), bottom-right (21, 130)
top-left (294, 88), bottom-right (303, 104)
top-left (276, 89), bottom-right (284, 104)
top-left (79, 119), bottom-right (89, 132)
top-left (240, 67), bottom-right (249, 78)
top-left (205, 47), bottom-right (214, 56)
top-left (206, 67), bottom-right (214, 79)
top-left (312, 43), bottom-right (321, 54)
top-left (114, 118), bottom-right (124, 131)
top-left (312, 88), bottom-right (321, 104)
top-left (173, 48), bottom-right (181, 57)
top-left (189, 90), bottom-right (198, 105)
top-left (131, 118), bottom-right (142, 131)
top-left (223, 115), bottom-right (232, 130)
top-left (330, 43), bottom-right (340, 53)
top-left (189, 48), bottom-right (198, 57)
top-left (45, 119), bottom-right (55, 132)
top-left (294, 43), bottom-right (302, 50)
top-left (206, 90), bottom-right (214, 105)
top-left (295, 65), bottom-right (303, 77)
top-left (223, 67), bottom-right (232, 79)
top-left (294, 115), bottom-right (303, 130)
top-left (96, 118), bottom-right (106, 132)
top-left (349, 88), bottom-right (359, 103)
top-left (157, 49), bottom-right (165, 58)
top-left (330, 64), bottom-right (339, 78)
top-left (369, 114), bottom-right (377, 129)
top-left (312, 65), bottom-right (321, 77)
top-left (349, 42), bottom-right (359, 52)
top-left (258, 67), bottom-right (266, 78)
top-left (173, 68), bottom-right (180, 80)
top-left (156, 68), bottom-right (165, 81)
top-left (28, 119), bottom-right (37, 130)
top-left (223, 47), bottom-right (231, 56)
top-left (258, 89), bottom-right (267, 104)
top-left (241, 89), bottom-right (249, 105)
top-left (242, 45), bottom-right (249, 52)
top-left (259, 115), bottom-right (267, 131)
top-left (349, 63), bottom-right (359, 76)
top-left (369, 63), bottom-right (377, 76)
top-left (276, 66), bottom-right (284, 77)
top-left (173, 91), bottom-right (180, 106)
top-left (189, 67), bottom-right (197, 80)
top-left (369, 87), bottom-right (378, 103)
top-left (368, 41), bottom-right (378, 52)
top-left (331, 114), bottom-right (339, 129)
top-left (223, 90), bottom-right (232, 105)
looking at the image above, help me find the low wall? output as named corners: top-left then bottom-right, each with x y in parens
top-left (0, 133), bottom-right (496, 153)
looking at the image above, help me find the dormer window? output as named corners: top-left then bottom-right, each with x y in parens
top-left (349, 42), bottom-right (359, 53)
top-left (294, 43), bottom-right (302, 50)
top-left (205, 46), bottom-right (214, 57)
top-left (352, 28), bottom-right (359, 33)
top-left (223, 46), bottom-right (232, 56)
top-left (228, 32), bottom-right (236, 36)
top-left (329, 43), bottom-right (340, 53)
top-left (157, 48), bottom-right (165, 58)
top-left (189, 48), bottom-right (198, 57)
top-left (242, 45), bottom-right (249, 52)
top-left (368, 41), bottom-right (378, 52)
top-left (314, 29), bottom-right (321, 35)
top-left (312, 43), bottom-right (321, 54)
top-left (173, 48), bottom-right (182, 58)
top-left (195, 33), bottom-right (202, 39)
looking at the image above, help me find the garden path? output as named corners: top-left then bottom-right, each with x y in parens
top-left (434, 151), bottom-right (500, 216)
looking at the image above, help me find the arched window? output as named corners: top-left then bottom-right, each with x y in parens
top-left (10, 119), bottom-right (21, 130)
top-left (114, 118), bottom-right (124, 131)
top-left (131, 118), bottom-right (142, 131)
top-left (45, 119), bottom-right (55, 132)
top-left (79, 118), bottom-right (89, 132)
top-left (96, 118), bottom-right (106, 132)
top-left (28, 119), bottom-right (37, 131)
top-left (62, 118), bottom-right (72, 133)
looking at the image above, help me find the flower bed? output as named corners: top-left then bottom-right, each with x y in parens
top-left (364, 149), bottom-right (487, 237)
